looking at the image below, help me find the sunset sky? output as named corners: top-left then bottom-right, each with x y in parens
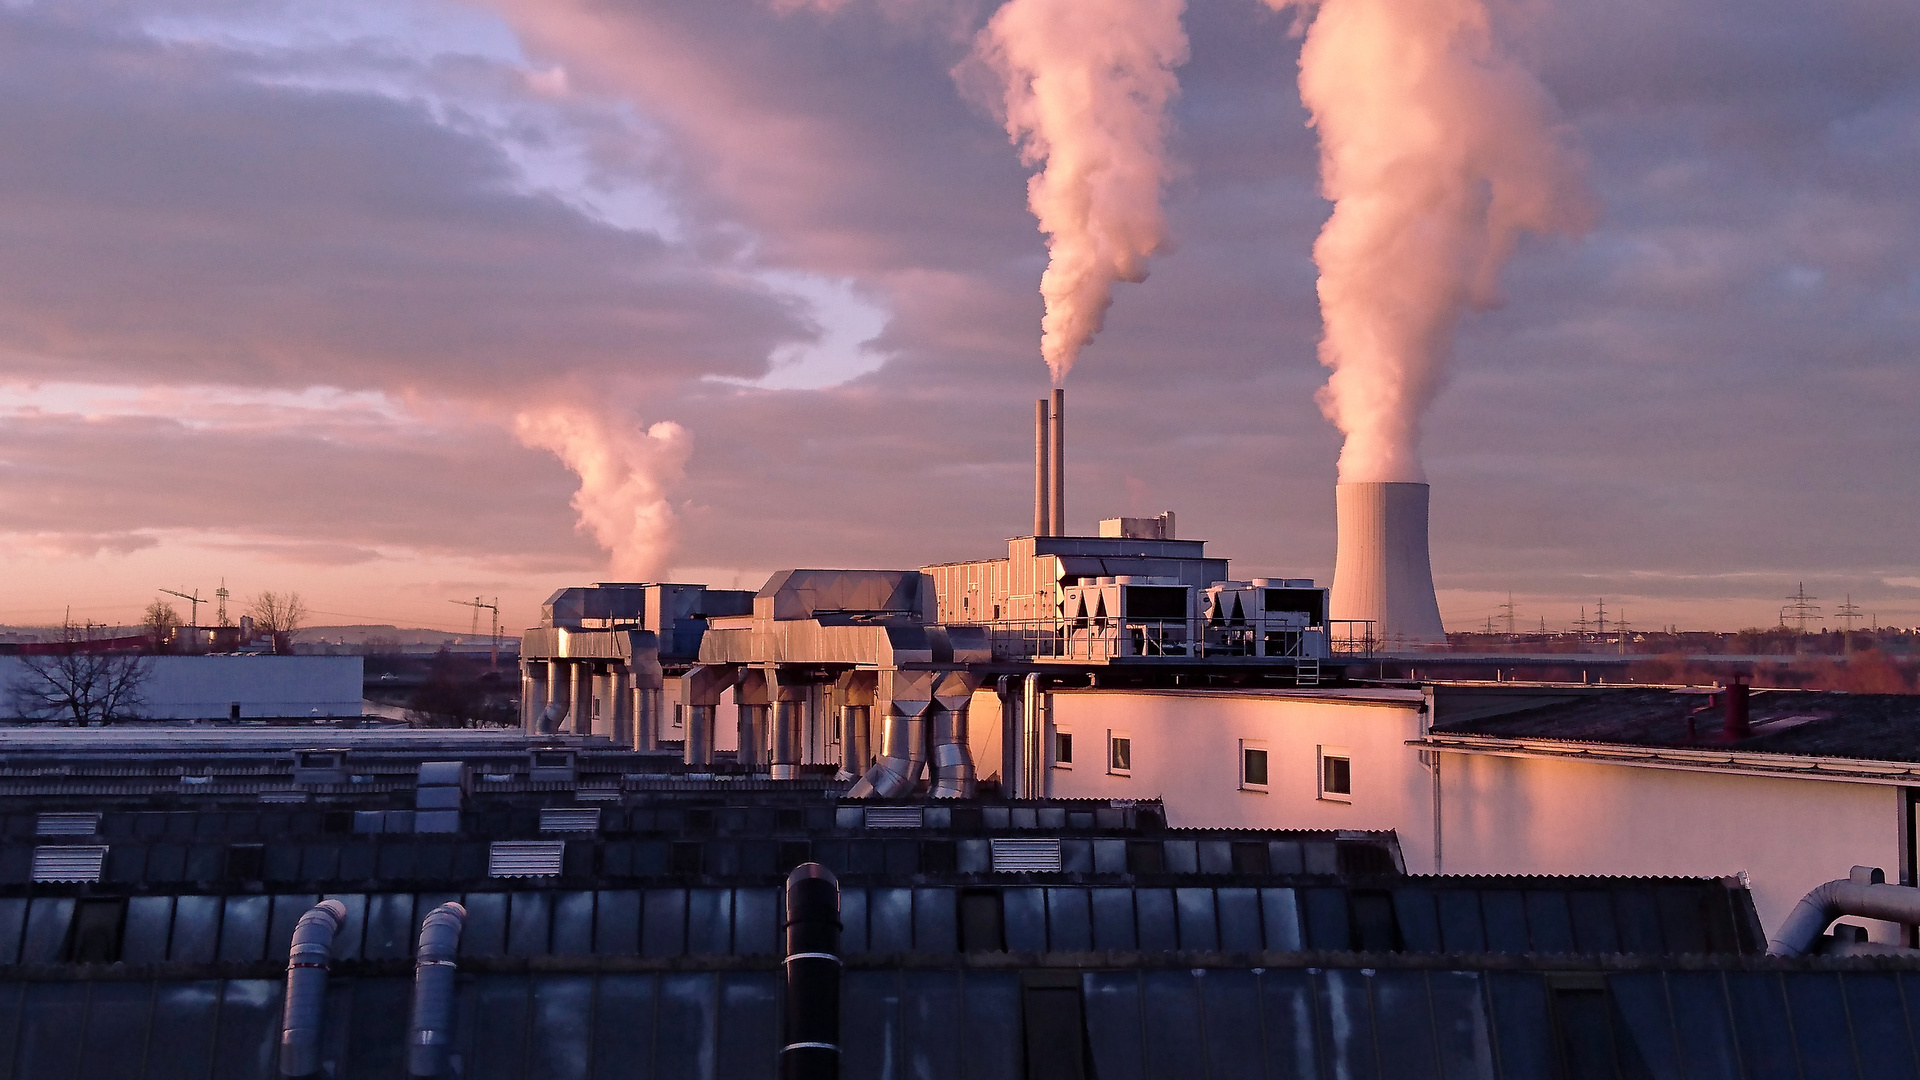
top-left (1, 0), bottom-right (1916, 637)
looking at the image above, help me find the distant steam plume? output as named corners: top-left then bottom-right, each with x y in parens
top-left (970, 0), bottom-right (1189, 385)
top-left (514, 405), bottom-right (691, 580)
top-left (1266, 0), bottom-right (1593, 482)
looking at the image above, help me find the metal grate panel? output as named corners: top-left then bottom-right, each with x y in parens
top-left (258, 790), bottom-right (309, 803)
top-left (539, 807), bottom-right (603, 833)
top-left (573, 787), bottom-right (621, 802)
top-left (33, 845), bottom-right (107, 882)
top-left (990, 838), bottom-right (1063, 873)
top-left (35, 812), bottom-right (101, 836)
top-left (864, 805), bottom-right (925, 830)
top-left (489, 841), bottom-right (566, 877)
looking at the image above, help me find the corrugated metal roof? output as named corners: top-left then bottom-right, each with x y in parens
top-left (489, 841), bottom-right (565, 877)
top-left (32, 845), bottom-right (106, 882)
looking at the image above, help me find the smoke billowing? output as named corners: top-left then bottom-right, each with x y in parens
top-left (514, 405), bottom-right (692, 581)
top-left (971, 0), bottom-right (1189, 385)
top-left (1268, 0), bottom-right (1593, 483)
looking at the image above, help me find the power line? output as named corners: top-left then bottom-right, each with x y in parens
top-left (1499, 592), bottom-right (1518, 638)
top-left (1784, 583), bottom-right (1823, 635)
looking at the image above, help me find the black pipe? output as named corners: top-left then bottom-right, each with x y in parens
top-left (408, 902), bottom-right (467, 1077)
top-left (781, 863), bottom-right (842, 1080)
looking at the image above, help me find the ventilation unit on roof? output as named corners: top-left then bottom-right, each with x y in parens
top-left (539, 808), bottom-right (602, 833)
top-left (35, 812), bottom-right (101, 836)
top-left (489, 841), bottom-right (566, 878)
top-left (990, 838), bottom-right (1063, 873)
top-left (291, 750), bottom-right (349, 785)
top-left (32, 845), bottom-right (107, 883)
top-left (864, 806), bottom-right (925, 830)
top-left (529, 750), bottom-right (577, 783)
top-left (258, 790), bottom-right (309, 804)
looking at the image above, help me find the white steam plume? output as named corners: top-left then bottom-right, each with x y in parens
top-left (514, 405), bottom-right (692, 581)
top-left (971, 0), bottom-right (1189, 385)
top-left (1266, 0), bottom-right (1593, 482)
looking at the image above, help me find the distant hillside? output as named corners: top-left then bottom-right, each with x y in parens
top-left (297, 624), bottom-right (470, 646)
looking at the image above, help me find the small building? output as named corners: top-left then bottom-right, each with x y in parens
top-left (0, 655), bottom-right (363, 722)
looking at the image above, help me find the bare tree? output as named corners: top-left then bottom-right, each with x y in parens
top-left (248, 591), bottom-right (308, 655)
top-left (142, 600), bottom-right (182, 654)
top-left (8, 622), bottom-right (151, 724)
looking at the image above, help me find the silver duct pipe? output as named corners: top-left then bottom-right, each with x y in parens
top-left (738, 704), bottom-right (770, 769)
top-left (539, 659), bottom-right (570, 733)
top-left (927, 705), bottom-right (974, 798)
top-left (684, 706), bottom-right (715, 765)
top-left (772, 700), bottom-right (803, 780)
top-left (996, 676), bottom-right (1018, 794)
top-left (610, 668), bottom-right (631, 745)
top-left (633, 687), bottom-right (656, 751)
top-left (521, 663), bottom-right (541, 733)
top-left (1769, 867), bottom-right (1920, 956)
top-left (407, 902), bottom-right (467, 1078)
top-left (837, 705), bottom-right (870, 781)
top-left (571, 662), bottom-right (596, 736)
top-left (1034, 398), bottom-right (1051, 537)
top-left (847, 704), bottom-right (927, 798)
top-left (1049, 387), bottom-right (1065, 536)
top-left (278, 898), bottom-right (348, 1078)
top-left (1018, 673), bottom-right (1046, 799)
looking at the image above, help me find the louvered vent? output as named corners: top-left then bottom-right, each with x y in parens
top-left (258, 790), bottom-right (309, 803)
top-left (573, 788), bottom-right (621, 802)
top-left (33, 845), bottom-right (107, 883)
top-left (864, 806), bottom-right (925, 829)
top-left (539, 808), bottom-right (602, 833)
top-left (489, 841), bottom-right (566, 877)
top-left (35, 812), bottom-right (101, 836)
top-left (990, 838), bottom-right (1063, 873)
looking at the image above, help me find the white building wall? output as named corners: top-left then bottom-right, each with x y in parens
top-left (1435, 751), bottom-right (1907, 944)
top-left (0, 655), bottom-right (362, 720)
top-left (1044, 688), bottom-right (1435, 868)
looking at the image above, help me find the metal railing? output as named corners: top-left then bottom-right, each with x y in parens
top-left (963, 617), bottom-right (1378, 662)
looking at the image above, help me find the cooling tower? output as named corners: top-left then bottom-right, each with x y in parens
top-left (1330, 482), bottom-right (1446, 647)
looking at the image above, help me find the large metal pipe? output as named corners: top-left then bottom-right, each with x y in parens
top-left (684, 706), bottom-right (714, 765)
top-left (846, 704), bottom-right (927, 798)
top-left (781, 863), bottom-right (841, 1080)
top-left (1019, 673), bottom-right (1046, 799)
top-left (278, 898), bottom-right (349, 1078)
top-left (738, 704), bottom-right (770, 768)
top-left (407, 902), bottom-right (467, 1078)
top-left (610, 668), bottom-right (631, 745)
top-left (539, 659), bottom-right (570, 733)
top-left (1034, 398), bottom-right (1051, 537)
top-left (929, 671), bottom-right (980, 799)
top-left (572, 662), bottom-right (596, 736)
top-left (521, 663), bottom-right (540, 733)
top-left (1768, 867), bottom-right (1920, 957)
top-left (772, 700), bottom-right (803, 780)
top-left (633, 686), bottom-right (656, 751)
top-left (681, 665), bottom-right (735, 765)
top-left (837, 705), bottom-right (870, 780)
top-left (1049, 388), bottom-right (1065, 536)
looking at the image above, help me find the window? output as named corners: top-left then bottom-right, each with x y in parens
top-left (1319, 746), bottom-right (1351, 801)
top-left (1108, 732), bottom-right (1131, 775)
top-left (1241, 743), bottom-right (1268, 791)
top-left (1054, 731), bottom-right (1073, 768)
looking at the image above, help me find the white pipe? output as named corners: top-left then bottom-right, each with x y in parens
top-left (1768, 869), bottom-right (1920, 957)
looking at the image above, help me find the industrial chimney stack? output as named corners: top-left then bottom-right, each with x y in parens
top-left (1330, 481), bottom-right (1446, 647)
top-left (1033, 390), bottom-right (1066, 536)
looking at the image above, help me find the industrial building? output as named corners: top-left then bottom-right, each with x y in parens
top-left (0, 655), bottom-right (364, 722)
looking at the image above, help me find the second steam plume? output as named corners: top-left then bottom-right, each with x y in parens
top-left (970, 0), bottom-right (1189, 385)
top-left (515, 404), bottom-right (692, 582)
top-left (1268, 0), bottom-right (1593, 482)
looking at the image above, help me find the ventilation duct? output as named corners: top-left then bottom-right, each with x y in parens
top-left (408, 902), bottom-right (467, 1078)
top-left (488, 841), bottom-right (566, 878)
top-left (279, 899), bottom-right (348, 1079)
top-left (1768, 866), bottom-right (1920, 957)
top-left (781, 864), bottom-right (842, 1080)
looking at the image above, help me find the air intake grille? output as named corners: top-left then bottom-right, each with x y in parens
top-left (990, 838), bottom-right (1063, 873)
top-left (489, 841), bottom-right (566, 877)
top-left (33, 845), bottom-right (107, 882)
top-left (35, 812), bottom-right (101, 836)
top-left (540, 808), bottom-right (602, 833)
top-left (864, 806), bottom-right (925, 830)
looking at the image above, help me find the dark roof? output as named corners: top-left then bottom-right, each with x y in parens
top-left (1432, 686), bottom-right (1920, 762)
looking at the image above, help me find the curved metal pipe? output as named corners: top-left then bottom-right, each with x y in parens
top-left (539, 660), bottom-right (570, 733)
top-left (408, 902), bottom-right (467, 1078)
top-left (1768, 869), bottom-right (1920, 956)
top-left (928, 704), bottom-right (975, 799)
top-left (846, 706), bottom-right (925, 798)
top-left (279, 898), bottom-right (349, 1078)
top-left (781, 863), bottom-right (841, 1080)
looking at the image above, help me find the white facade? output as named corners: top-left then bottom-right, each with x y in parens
top-left (0, 655), bottom-right (363, 720)
top-left (1037, 685), bottom-right (1913, 945)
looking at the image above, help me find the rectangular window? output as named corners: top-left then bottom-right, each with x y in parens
top-left (1108, 732), bottom-right (1131, 775)
top-left (1054, 732), bottom-right (1073, 767)
top-left (1241, 743), bottom-right (1268, 790)
top-left (1319, 746), bottom-right (1352, 801)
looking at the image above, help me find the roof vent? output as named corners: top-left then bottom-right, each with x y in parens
top-left (292, 750), bottom-right (349, 785)
top-left (990, 838), bottom-right (1063, 873)
top-left (33, 845), bottom-right (107, 883)
top-left (489, 841), bottom-right (566, 878)
top-left (529, 750), bottom-right (577, 783)
top-left (864, 806), bottom-right (925, 830)
top-left (35, 812), bottom-right (101, 836)
top-left (539, 808), bottom-right (602, 833)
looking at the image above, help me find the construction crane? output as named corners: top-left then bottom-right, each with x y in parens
top-left (159, 588), bottom-right (203, 627)
top-left (449, 596), bottom-right (501, 669)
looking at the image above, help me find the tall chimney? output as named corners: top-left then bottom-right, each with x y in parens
top-left (1034, 399), bottom-right (1051, 537)
top-left (1050, 388), bottom-right (1065, 537)
top-left (1330, 481), bottom-right (1446, 647)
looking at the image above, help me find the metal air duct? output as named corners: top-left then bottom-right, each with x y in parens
top-left (278, 898), bottom-right (349, 1078)
top-left (1768, 866), bottom-right (1920, 957)
top-left (929, 671), bottom-right (982, 798)
top-left (780, 863), bottom-right (842, 1080)
top-left (1329, 481), bottom-right (1446, 647)
top-left (539, 660), bottom-right (570, 733)
top-left (407, 902), bottom-right (467, 1078)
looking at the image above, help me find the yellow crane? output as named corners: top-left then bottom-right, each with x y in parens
top-left (449, 596), bottom-right (501, 669)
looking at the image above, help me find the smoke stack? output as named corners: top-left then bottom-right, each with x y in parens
top-left (1034, 399), bottom-right (1052, 536)
top-left (1330, 482), bottom-right (1445, 646)
top-left (1050, 388), bottom-right (1066, 536)
top-left (1722, 675), bottom-right (1751, 742)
